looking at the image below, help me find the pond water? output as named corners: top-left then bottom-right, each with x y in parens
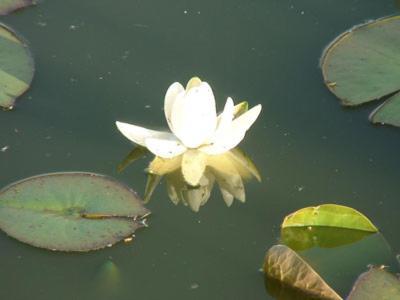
top-left (1, 0), bottom-right (400, 299)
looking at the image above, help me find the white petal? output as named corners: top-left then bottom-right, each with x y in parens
top-left (164, 82), bottom-right (184, 132)
top-left (200, 104), bottom-right (262, 155)
top-left (148, 155), bottom-right (182, 175)
top-left (171, 82), bottom-right (217, 148)
top-left (145, 136), bottom-right (186, 159)
top-left (215, 97), bottom-right (234, 135)
top-left (181, 150), bottom-right (206, 186)
top-left (116, 121), bottom-right (171, 147)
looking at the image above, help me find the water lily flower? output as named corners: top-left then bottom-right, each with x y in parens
top-left (116, 76), bottom-right (262, 163)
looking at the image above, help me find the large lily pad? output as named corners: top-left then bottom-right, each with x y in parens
top-left (282, 204), bottom-right (378, 232)
top-left (321, 15), bottom-right (400, 126)
top-left (0, 0), bottom-right (35, 15)
top-left (263, 244), bottom-right (342, 300)
top-left (0, 172), bottom-right (150, 251)
top-left (0, 23), bottom-right (34, 109)
top-left (347, 266), bottom-right (400, 299)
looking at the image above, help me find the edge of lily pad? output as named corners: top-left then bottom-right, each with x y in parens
top-left (320, 15), bottom-right (400, 107)
top-left (0, 22), bottom-right (35, 110)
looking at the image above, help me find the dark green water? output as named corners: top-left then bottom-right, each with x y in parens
top-left (1, 0), bottom-right (400, 299)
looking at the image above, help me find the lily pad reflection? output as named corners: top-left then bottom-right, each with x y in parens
top-left (281, 227), bottom-right (373, 251)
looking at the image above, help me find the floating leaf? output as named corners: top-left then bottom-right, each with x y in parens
top-left (321, 16), bottom-right (400, 126)
top-left (0, 172), bottom-right (150, 251)
top-left (0, 0), bottom-right (35, 15)
top-left (370, 94), bottom-right (400, 126)
top-left (347, 266), bottom-right (400, 299)
top-left (0, 23), bottom-right (34, 109)
top-left (281, 227), bottom-right (373, 251)
top-left (263, 245), bottom-right (342, 300)
top-left (282, 204), bottom-right (378, 232)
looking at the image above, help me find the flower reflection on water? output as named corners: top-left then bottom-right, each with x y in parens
top-left (146, 148), bottom-right (261, 211)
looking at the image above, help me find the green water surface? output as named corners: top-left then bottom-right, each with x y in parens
top-left (1, 0), bottom-right (400, 299)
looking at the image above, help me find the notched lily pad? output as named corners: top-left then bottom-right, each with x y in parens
top-left (0, 172), bottom-right (150, 251)
top-left (282, 204), bottom-right (378, 232)
top-left (347, 266), bottom-right (400, 299)
top-left (0, 23), bottom-right (34, 109)
top-left (263, 244), bottom-right (342, 300)
top-left (0, 0), bottom-right (35, 15)
top-left (321, 15), bottom-right (400, 127)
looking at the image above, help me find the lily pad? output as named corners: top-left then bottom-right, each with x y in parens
top-left (347, 266), bottom-right (400, 299)
top-left (321, 16), bottom-right (400, 126)
top-left (282, 204), bottom-right (378, 232)
top-left (0, 23), bottom-right (34, 109)
top-left (263, 244), bottom-right (342, 300)
top-left (0, 0), bottom-right (35, 15)
top-left (0, 172), bottom-right (150, 251)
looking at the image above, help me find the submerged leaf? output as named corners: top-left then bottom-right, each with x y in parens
top-left (0, 172), bottom-right (150, 251)
top-left (0, 0), bottom-right (35, 15)
top-left (0, 23), bottom-right (34, 109)
top-left (321, 15), bottom-right (400, 126)
top-left (282, 204), bottom-right (378, 232)
top-left (347, 266), bottom-right (400, 299)
top-left (263, 245), bottom-right (342, 300)
top-left (94, 260), bottom-right (121, 293)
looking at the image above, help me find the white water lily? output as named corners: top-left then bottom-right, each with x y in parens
top-left (116, 77), bottom-right (262, 159)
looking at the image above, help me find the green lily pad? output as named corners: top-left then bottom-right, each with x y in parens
top-left (282, 204), bottom-right (378, 232)
top-left (263, 244), bottom-right (342, 300)
top-left (0, 23), bottom-right (34, 109)
top-left (0, 0), bottom-right (35, 15)
top-left (0, 172), bottom-right (150, 251)
top-left (347, 267), bottom-right (400, 299)
top-left (321, 15), bottom-right (400, 126)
